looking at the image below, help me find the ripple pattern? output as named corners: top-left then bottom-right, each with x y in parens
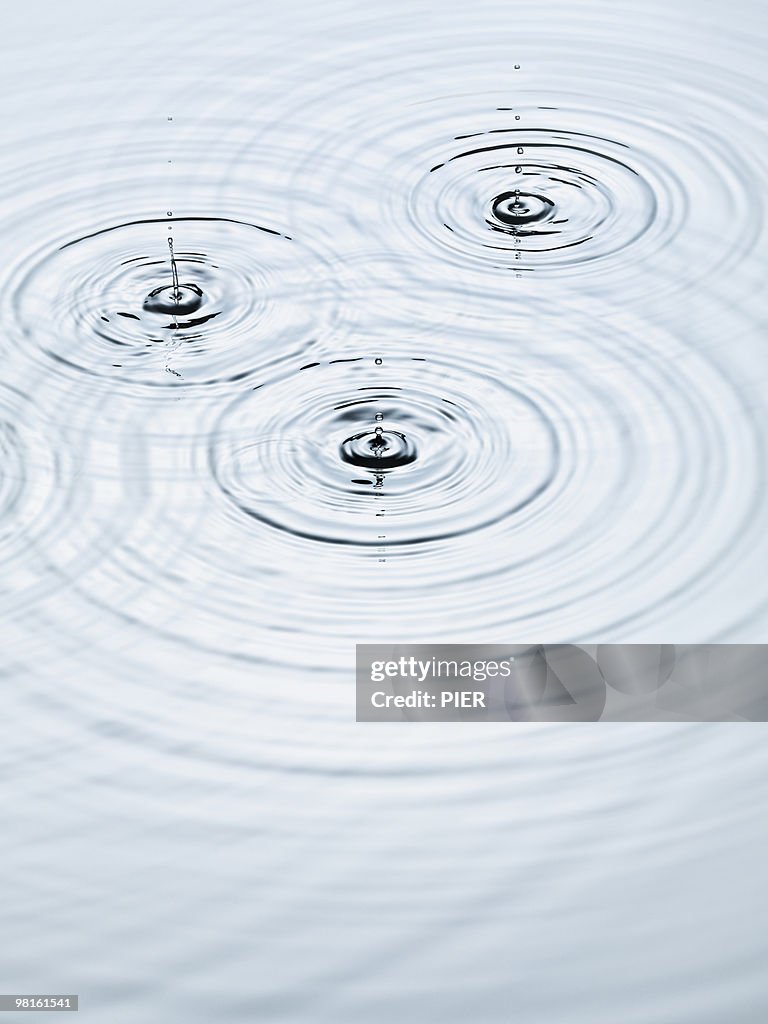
top-left (1, 2), bottom-right (768, 1023)
top-left (211, 354), bottom-right (558, 545)
top-left (10, 215), bottom-right (332, 389)
top-left (425, 120), bottom-right (663, 271)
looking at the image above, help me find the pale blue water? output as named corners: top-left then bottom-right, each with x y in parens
top-left (1, 0), bottom-right (767, 1020)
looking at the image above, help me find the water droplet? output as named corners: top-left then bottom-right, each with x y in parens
top-left (374, 357), bottom-right (382, 365)
top-left (491, 191), bottom-right (555, 228)
top-left (514, 64), bottom-right (520, 69)
top-left (375, 413), bottom-right (383, 422)
top-left (339, 427), bottom-right (417, 470)
top-left (143, 283), bottom-right (204, 316)
top-left (517, 147), bottom-right (524, 155)
top-left (515, 114), bottom-right (521, 120)
top-left (370, 427), bottom-right (388, 453)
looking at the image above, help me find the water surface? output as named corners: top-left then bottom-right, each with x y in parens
top-left (1, 0), bottom-right (767, 1020)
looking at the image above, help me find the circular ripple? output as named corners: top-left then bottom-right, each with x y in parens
top-left (17, 296), bottom-right (760, 679)
top-left (0, 119), bottom-right (345, 395)
top-left (258, 40), bottom-right (763, 296)
top-left (0, 383), bottom-right (87, 622)
top-left (210, 354), bottom-right (558, 545)
top-left (422, 119), bottom-right (663, 272)
top-left (0, 396), bottom-right (27, 534)
top-left (10, 215), bottom-right (329, 388)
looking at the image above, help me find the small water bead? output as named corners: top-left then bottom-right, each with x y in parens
top-left (374, 357), bottom-right (382, 365)
top-left (375, 412), bottom-right (383, 422)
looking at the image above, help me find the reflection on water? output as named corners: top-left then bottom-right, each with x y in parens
top-left (0, 0), bottom-right (767, 1020)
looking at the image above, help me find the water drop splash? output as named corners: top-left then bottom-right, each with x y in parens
top-left (212, 354), bottom-right (557, 545)
top-left (141, 236), bottom-right (205, 316)
top-left (418, 116), bottom-right (664, 274)
top-left (342, 84), bottom-right (745, 288)
top-left (12, 214), bottom-right (326, 388)
top-left (491, 191), bottom-right (556, 230)
top-left (340, 423), bottom-right (416, 471)
top-left (143, 280), bottom-right (205, 316)
top-left (169, 236), bottom-right (180, 301)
